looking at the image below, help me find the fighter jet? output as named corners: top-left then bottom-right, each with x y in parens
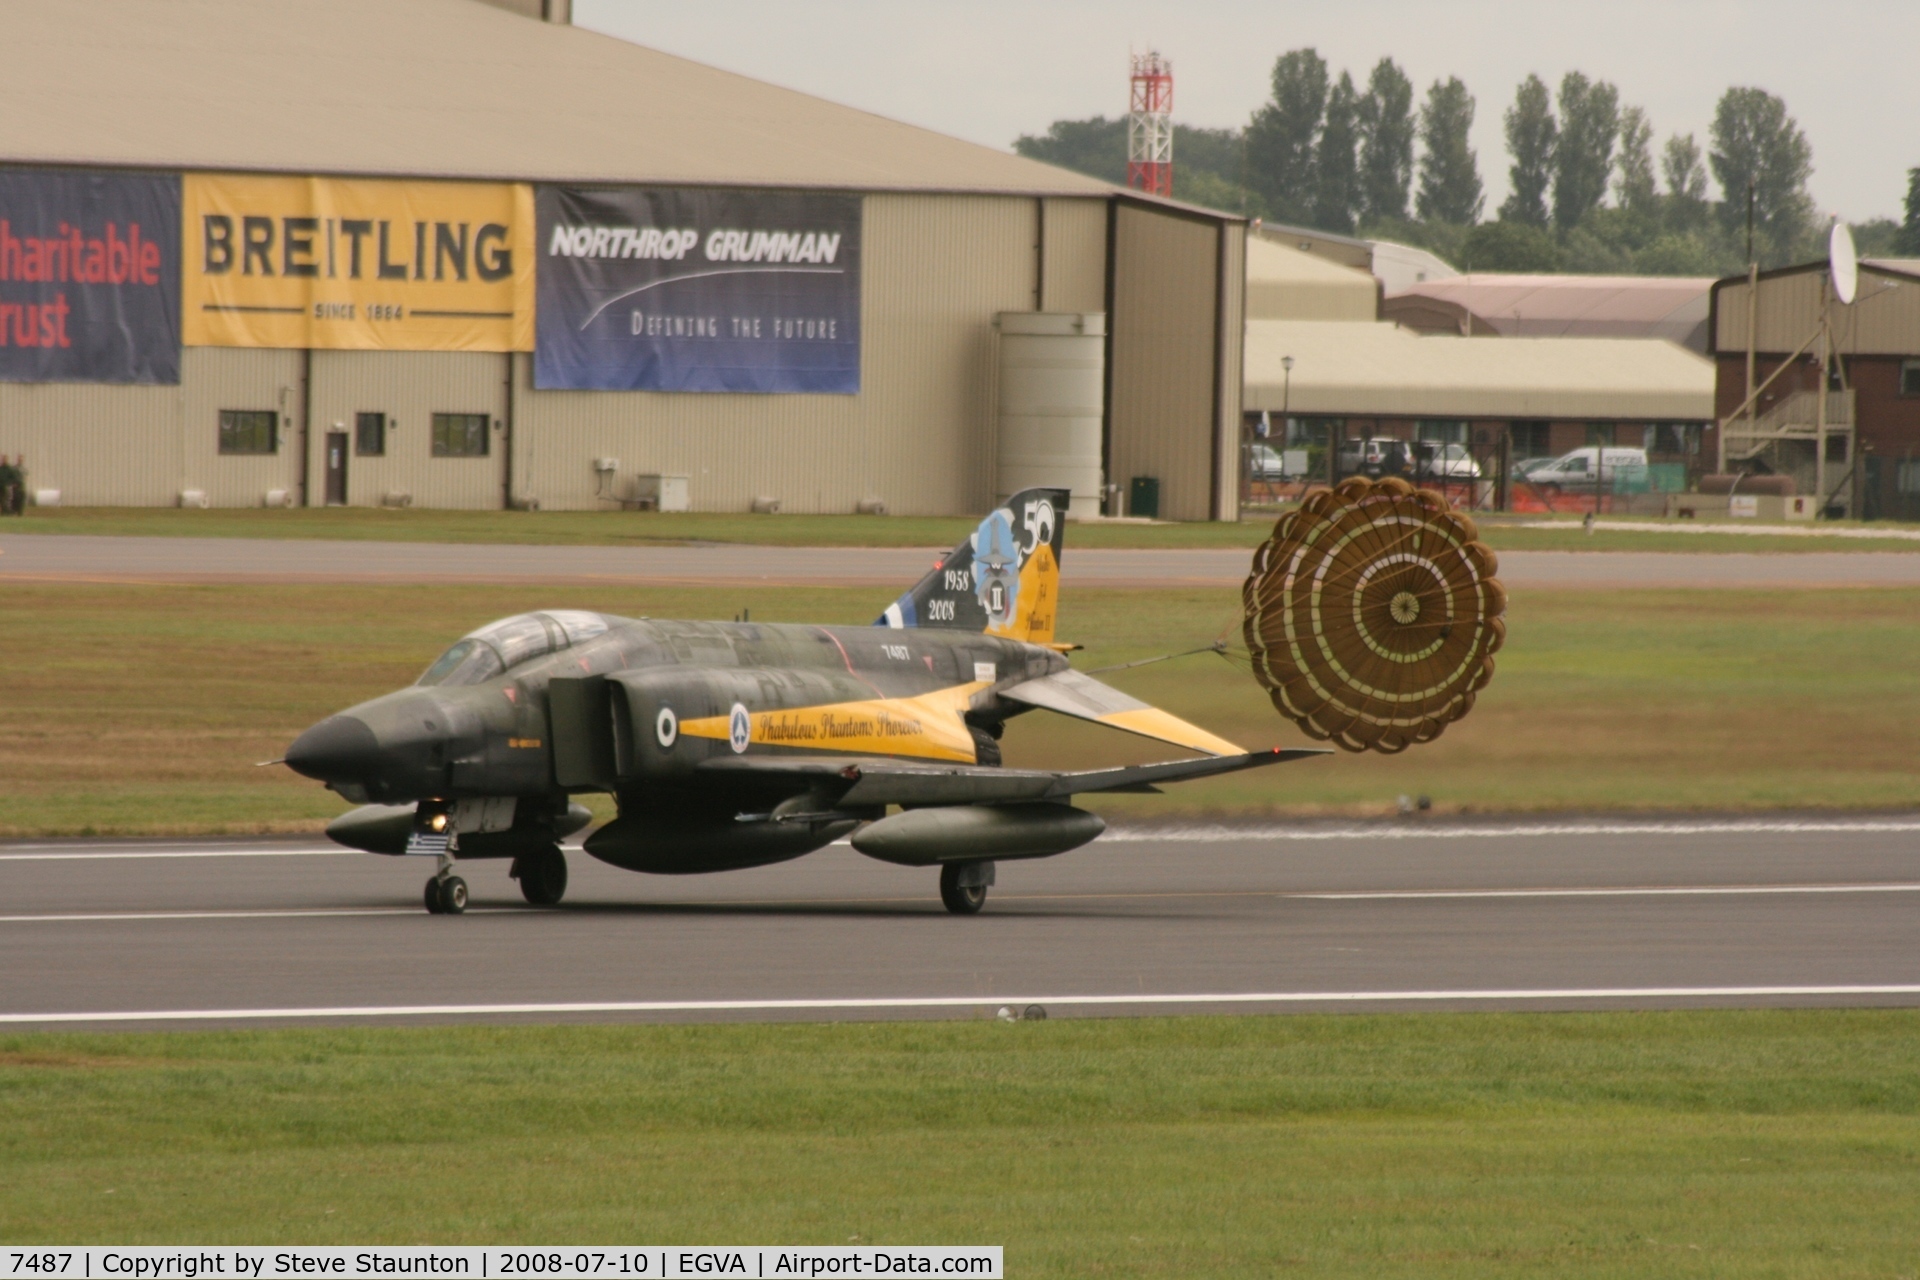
top-left (285, 489), bottom-right (1323, 915)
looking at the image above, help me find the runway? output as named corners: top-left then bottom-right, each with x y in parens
top-left (4, 532), bottom-right (1920, 588)
top-left (3, 818), bottom-right (1916, 1027)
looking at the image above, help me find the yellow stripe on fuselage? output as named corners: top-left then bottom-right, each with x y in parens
top-left (678, 680), bottom-right (990, 763)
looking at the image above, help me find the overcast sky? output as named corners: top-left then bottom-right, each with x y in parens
top-left (573, 0), bottom-right (1913, 224)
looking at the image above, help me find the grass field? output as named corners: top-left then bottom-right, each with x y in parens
top-left (10, 504), bottom-right (1920, 554)
top-left (1, 1011), bottom-right (1917, 1273)
top-left (2, 582), bottom-right (1918, 836)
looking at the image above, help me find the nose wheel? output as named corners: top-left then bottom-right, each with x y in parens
top-left (424, 872), bottom-right (468, 914)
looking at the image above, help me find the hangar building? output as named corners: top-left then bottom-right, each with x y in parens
top-left (1240, 237), bottom-right (1716, 493)
top-left (0, 0), bottom-right (1245, 521)
top-left (1709, 257), bottom-right (1920, 520)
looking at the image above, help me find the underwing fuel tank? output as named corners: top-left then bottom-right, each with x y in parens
top-left (850, 802), bottom-right (1105, 866)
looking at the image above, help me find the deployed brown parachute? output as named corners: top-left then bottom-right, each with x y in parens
top-left (1243, 476), bottom-right (1506, 753)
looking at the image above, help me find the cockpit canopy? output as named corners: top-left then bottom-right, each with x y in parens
top-left (417, 610), bottom-right (612, 687)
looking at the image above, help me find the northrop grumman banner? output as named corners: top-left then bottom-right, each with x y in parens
top-left (535, 186), bottom-right (861, 393)
top-left (182, 174), bottom-right (534, 351)
top-left (0, 168), bottom-right (180, 384)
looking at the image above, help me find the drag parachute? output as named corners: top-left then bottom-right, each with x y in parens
top-left (1243, 476), bottom-right (1506, 753)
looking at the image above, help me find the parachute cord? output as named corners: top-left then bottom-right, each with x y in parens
top-left (1083, 641), bottom-right (1229, 676)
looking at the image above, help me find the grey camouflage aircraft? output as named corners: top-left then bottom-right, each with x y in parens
top-left (285, 489), bottom-right (1322, 914)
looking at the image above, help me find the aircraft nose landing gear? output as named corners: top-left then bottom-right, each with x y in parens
top-left (424, 852), bottom-right (467, 915)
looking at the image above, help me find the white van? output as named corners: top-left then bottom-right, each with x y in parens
top-left (1518, 447), bottom-right (1648, 493)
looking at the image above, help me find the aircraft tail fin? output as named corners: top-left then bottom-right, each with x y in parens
top-left (876, 488), bottom-right (1069, 645)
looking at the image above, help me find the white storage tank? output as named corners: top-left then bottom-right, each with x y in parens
top-left (996, 311), bottom-right (1105, 511)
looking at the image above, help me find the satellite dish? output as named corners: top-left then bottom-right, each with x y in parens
top-left (1830, 221), bottom-right (1858, 304)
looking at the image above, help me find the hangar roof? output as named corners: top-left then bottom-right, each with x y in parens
top-left (1245, 320), bottom-right (1715, 421)
top-left (1382, 273), bottom-right (1714, 351)
top-left (1, 0), bottom-right (1119, 197)
top-left (1245, 237), bottom-right (1378, 322)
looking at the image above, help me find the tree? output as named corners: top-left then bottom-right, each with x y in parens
top-left (1356, 58), bottom-right (1415, 224)
top-left (1897, 167), bottom-right (1920, 256)
top-left (1498, 74), bottom-right (1556, 228)
top-left (1312, 71), bottom-right (1362, 232)
top-left (1662, 132), bottom-right (1710, 232)
top-left (1553, 72), bottom-right (1620, 230)
top-left (1013, 118), bottom-right (1253, 211)
top-left (1416, 77), bottom-right (1483, 224)
top-left (1615, 106), bottom-right (1656, 217)
top-left (1463, 219), bottom-right (1559, 271)
top-left (1246, 48), bottom-right (1328, 225)
top-left (1012, 116), bottom-right (1127, 184)
top-left (1709, 86), bottom-right (1814, 264)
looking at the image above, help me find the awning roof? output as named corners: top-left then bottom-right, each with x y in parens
top-left (1245, 320), bottom-right (1714, 421)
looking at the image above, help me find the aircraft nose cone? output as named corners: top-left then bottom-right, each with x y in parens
top-left (285, 715), bottom-right (380, 783)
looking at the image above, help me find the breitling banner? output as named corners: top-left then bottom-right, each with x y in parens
top-left (535, 186), bottom-right (861, 392)
top-left (182, 174), bottom-right (534, 351)
top-left (0, 168), bottom-right (180, 384)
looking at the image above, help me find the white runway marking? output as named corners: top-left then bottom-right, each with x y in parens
top-left (5, 985), bottom-right (1920, 1024)
top-left (0, 847), bottom-right (352, 861)
top-left (1516, 519), bottom-right (1920, 542)
top-left (1293, 882), bottom-right (1920, 901)
top-left (1100, 818), bottom-right (1920, 843)
top-left (0, 907), bottom-right (525, 923)
top-left (9, 882), bottom-right (1916, 924)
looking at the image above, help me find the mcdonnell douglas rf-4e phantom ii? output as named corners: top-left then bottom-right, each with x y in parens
top-left (285, 479), bottom-right (1508, 915)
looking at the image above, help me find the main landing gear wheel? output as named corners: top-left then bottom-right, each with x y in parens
top-left (939, 863), bottom-right (989, 915)
top-left (513, 849), bottom-right (568, 906)
top-left (424, 875), bottom-right (468, 914)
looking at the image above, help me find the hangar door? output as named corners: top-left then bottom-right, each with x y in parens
top-left (1107, 202), bottom-right (1242, 522)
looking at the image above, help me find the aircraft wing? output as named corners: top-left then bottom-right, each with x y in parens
top-left (998, 667), bottom-right (1246, 757)
top-left (696, 747), bottom-right (1327, 809)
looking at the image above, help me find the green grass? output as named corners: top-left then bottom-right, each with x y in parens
top-left (2, 1011), bottom-right (1918, 1273)
top-left (3, 583), bottom-right (1919, 836)
top-left (10, 505), bottom-right (1920, 553)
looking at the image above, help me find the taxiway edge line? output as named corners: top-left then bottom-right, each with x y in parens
top-left (6, 985), bottom-right (1920, 1023)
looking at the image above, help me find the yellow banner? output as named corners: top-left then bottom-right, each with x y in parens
top-left (182, 174), bottom-right (533, 351)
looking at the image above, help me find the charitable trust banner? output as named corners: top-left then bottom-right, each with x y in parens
top-left (0, 168), bottom-right (180, 384)
top-left (535, 186), bottom-right (861, 392)
top-left (182, 174), bottom-right (534, 351)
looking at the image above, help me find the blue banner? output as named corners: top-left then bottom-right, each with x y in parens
top-left (535, 186), bottom-right (860, 393)
top-left (0, 168), bottom-right (180, 384)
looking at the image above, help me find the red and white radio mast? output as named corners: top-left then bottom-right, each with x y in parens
top-left (1127, 51), bottom-right (1173, 197)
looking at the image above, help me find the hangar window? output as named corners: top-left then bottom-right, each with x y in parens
top-left (355, 412), bottom-right (387, 456)
top-left (1508, 422), bottom-right (1552, 458)
top-left (431, 413), bottom-right (491, 457)
top-left (1901, 360), bottom-right (1920, 396)
top-left (218, 409), bottom-right (278, 455)
top-left (1415, 420), bottom-right (1468, 446)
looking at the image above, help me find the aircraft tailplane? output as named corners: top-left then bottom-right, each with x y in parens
top-left (876, 488), bottom-right (1069, 645)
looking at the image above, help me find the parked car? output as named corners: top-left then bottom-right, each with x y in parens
top-left (1414, 441), bottom-right (1482, 480)
top-left (1338, 436), bottom-right (1412, 479)
top-left (1516, 446), bottom-right (1649, 493)
top-left (1248, 443), bottom-right (1286, 481)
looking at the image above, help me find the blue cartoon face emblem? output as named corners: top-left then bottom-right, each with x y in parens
top-left (972, 509), bottom-right (1021, 626)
